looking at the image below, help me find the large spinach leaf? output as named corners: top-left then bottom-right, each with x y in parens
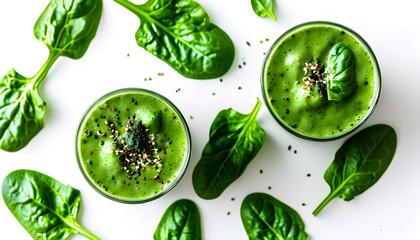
top-left (251, 0), bottom-right (277, 21)
top-left (114, 0), bottom-right (235, 79)
top-left (241, 192), bottom-right (308, 240)
top-left (192, 101), bottom-right (265, 199)
top-left (326, 43), bottom-right (357, 101)
top-left (154, 199), bottom-right (202, 240)
top-left (2, 169), bottom-right (99, 239)
top-left (0, 0), bottom-right (102, 152)
top-left (313, 124), bottom-right (397, 216)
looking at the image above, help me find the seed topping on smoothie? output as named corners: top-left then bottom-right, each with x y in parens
top-left (300, 60), bottom-right (328, 99)
top-left (102, 114), bottom-right (168, 182)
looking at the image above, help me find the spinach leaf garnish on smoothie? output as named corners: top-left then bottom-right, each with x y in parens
top-left (326, 43), bottom-right (357, 101)
top-left (0, 0), bottom-right (102, 152)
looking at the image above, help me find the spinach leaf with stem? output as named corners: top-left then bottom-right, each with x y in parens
top-left (313, 124), bottom-right (397, 216)
top-left (2, 169), bottom-right (99, 240)
top-left (241, 192), bottom-right (308, 240)
top-left (154, 199), bottom-right (202, 240)
top-left (192, 100), bottom-right (265, 199)
top-left (251, 0), bottom-right (277, 21)
top-left (0, 0), bottom-right (102, 152)
top-left (114, 0), bottom-right (235, 79)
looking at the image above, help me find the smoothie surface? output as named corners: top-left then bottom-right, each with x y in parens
top-left (262, 22), bottom-right (380, 140)
top-left (76, 89), bottom-right (190, 202)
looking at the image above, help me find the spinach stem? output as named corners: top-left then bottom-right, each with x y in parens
top-left (9, 51), bottom-right (58, 113)
top-left (33, 51), bottom-right (60, 88)
top-left (113, 0), bottom-right (136, 12)
top-left (312, 192), bottom-right (335, 216)
top-left (72, 221), bottom-right (100, 240)
top-left (251, 100), bottom-right (263, 119)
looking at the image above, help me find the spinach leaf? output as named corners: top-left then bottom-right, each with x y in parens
top-left (34, 0), bottom-right (103, 59)
top-left (154, 199), bottom-right (202, 240)
top-left (0, 0), bottom-right (102, 152)
top-left (192, 101), bottom-right (265, 199)
top-left (326, 43), bottom-right (357, 101)
top-left (114, 0), bottom-right (235, 79)
top-left (2, 169), bottom-right (99, 240)
top-left (241, 192), bottom-right (308, 240)
top-left (0, 69), bottom-right (46, 152)
top-left (251, 0), bottom-right (277, 21)
top-left (313, 124), bottom-right (397, 216)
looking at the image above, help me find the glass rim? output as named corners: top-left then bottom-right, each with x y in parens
top-left (261, 21), bottom-right (381, 141)
top-left (75, 87), bottom-right (192, 204)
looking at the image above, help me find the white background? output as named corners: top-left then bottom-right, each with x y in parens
top-left (0, 0), bottom-right (419, 239)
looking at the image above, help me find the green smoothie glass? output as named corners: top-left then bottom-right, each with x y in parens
top-left (261, 21), bottom-right (381, 141)
top-left (76, 88), bottom-right (191, 203)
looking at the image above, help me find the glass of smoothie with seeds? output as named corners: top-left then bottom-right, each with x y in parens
top-left (76, 88), bottom-right (191, 203)
top-left (261, 21), bottom-right (381, 141)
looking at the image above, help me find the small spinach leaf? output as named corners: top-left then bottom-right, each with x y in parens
top-left (0, 69), bottom-right (46, 152)
top-left (154, 199), bottom-right (202, 240)
top-left (251, 0), bottom-right (277, 21)
top-left (313, 124), bottom-right (397, 216)
top-left (192, 101), bottom-right (265, 199)
top-left (114, 0), bottom-right (235, 79)
top-left (2, 169), bottom-right (99, 239)
top-left (0, 0), bottom-right (102, 151)
top-left (35, 0), bottom-right (103, 59)
top-left (241, 192), bottom-right (308, 240)
top-left (326, 43), bottom-right (357, 101)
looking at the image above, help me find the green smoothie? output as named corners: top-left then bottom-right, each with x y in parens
top-left (76, 88), bottom-right (191, 203)
top-left (262, 21), bottom-right (380, 140)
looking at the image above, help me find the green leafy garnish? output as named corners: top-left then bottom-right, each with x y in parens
top-left (313, 124), bottom-right (397, 216)
top-left (241, 192), bottom-right (308, 240)
top-left (251, 0), bottom-right (277, 21)
top-left (192, 101), bottom-right (265, 199)
top-left (2, 169), bottom-right (99, 240)
top-left (0, 0), bottom-right (102, 151)
top-left (326, 43), bottom-right (357, 101)
top-left (154, 199), bottom-right (202, 240)
top-left (114, 0), bottom-right (235, 79)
